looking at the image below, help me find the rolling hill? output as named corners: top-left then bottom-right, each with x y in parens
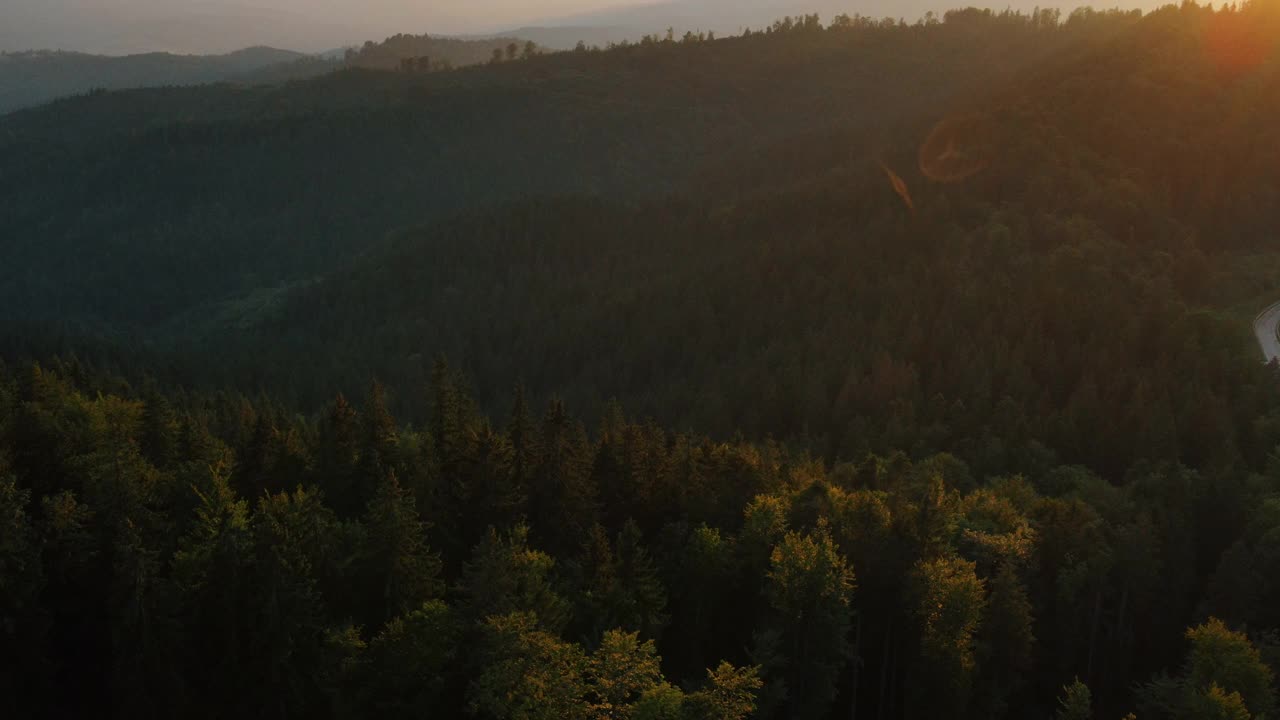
top-left (0, 46), bottom-right (335, 114)
top-left (11, 6), bottom-right (1280, 720)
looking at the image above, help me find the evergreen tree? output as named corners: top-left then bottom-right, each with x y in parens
top-left (529, 399), bottom-right (599, 557)
top-left (358, 470), bottom-right (443, 625)
top-left (139, 386), bottom-right (180, 471)
top-left (345, 599), bottom-right (460, 718)
top-left (571, 521), bottom-right (668, 645)
top-left (470, 611), bottom-right (589, 720)
top-left (684, 662), bottom-right (764, 720)
top-left (1056, 679), bottom-right (1092, 720)
top-left (1136, 618), bottom-right (1275, 719)
top-left (460, 524), bottom-right (572, 633)
top-left (317, 393), bottom-right (361, 516)
top-left (0, 476), bottom-right (45, 711)
top-left (756, 523), bottom-right (854, 720)
top-left (976, 562), bottom-right (1036, 718)
top-left (907, 555), bottom-right (987, 719)
top-left (170, 470), bottom-right (253, 716)
top-left (586, 629), bottom-right (664, 719)
top-left (507, 384), bottom-right (538, 510)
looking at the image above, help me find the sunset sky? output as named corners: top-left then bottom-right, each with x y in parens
top-left (2, 0), bottom-right (1162, 54)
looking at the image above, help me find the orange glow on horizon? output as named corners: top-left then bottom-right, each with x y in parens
top-left (1203, 11), bottom-right (1274, 77)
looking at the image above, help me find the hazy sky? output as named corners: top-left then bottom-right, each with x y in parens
top-left (1, 0), bottom-right (1159, 54)
top-left (2, 0), bottom-right (633, 53)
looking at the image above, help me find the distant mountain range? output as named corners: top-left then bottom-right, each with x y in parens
top-left (0, 0), bottom-right (1163, 112)
top-left (0, 47), bottom-right (338, 115)
top-left (3, 0), bottom-right (1164, 56)
top-left (0, 34), bottom-right (543, 114)
top-left (1, 0), bottom-right (373, 55)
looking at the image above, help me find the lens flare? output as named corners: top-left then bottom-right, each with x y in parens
top-left (918, 115), bottom-right (991, 183)
top-left (879, 162), bottom-right (914, 212)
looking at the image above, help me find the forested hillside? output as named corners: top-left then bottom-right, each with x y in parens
top-left (8, 3), bottom-right (1280, 719)
top-left (342, 33), bottom-right (538, 71)
top-left (0, 8), bottom-right (1130, 338)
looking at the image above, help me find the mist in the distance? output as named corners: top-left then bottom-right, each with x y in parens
top-left (2, 0), bottom-right (1160, 54)
top-left (1, 0), bottom-right (633, 54)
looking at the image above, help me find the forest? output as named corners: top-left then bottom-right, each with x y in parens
top-left (7, 2), bottom-right (1280, 719)
top-left (341, 34), bottom-right (539, 71)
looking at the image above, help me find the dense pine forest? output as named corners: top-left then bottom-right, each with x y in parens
top-left (8, 2), bottom-right (1280, 719)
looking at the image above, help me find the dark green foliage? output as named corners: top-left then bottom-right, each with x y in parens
top-left (460, 524), bottom-right (573, 634)
top-left (1056, 679), bottom-right (1092, 720)
top-left (0, 10), bottom-right (1117, 350)
top-left (357, 470), bottom-right (444, 625)
top-left (469, 611), bottom-right (590, 720)
top-left (342, 600), bottom-right (461, 718)
top-left (1138, 618), bottom-right (1276, 720)
top-left (1, 346), bottom-right (1280, 718)
top-left (755, 523), bottom-right (853, 720)
top-left (0, 475), bottom-right (45, 701)
top-left (568, 520), bottom-right (669, 645)
top-left (9, 4), bottom-right (1280, 719)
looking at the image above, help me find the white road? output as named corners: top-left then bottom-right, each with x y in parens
top-left (1255, 301), bottom-right (1280, 362)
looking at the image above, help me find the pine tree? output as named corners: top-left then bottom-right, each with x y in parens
top-left (508, 384), bottom-right (538, 506)
top-left (684, 662), bottom-right (764, 720)
top-left (139, 386), bottom-right (180, 471)
top-left (462, 423), bottom-right (522, 555)
top-left (907, 555), bottom-right (987, 719)
top-left (170, 470), bottom-right (253, 715)
top-left (529, 399), bottom-right (599, 557)
top-left (431, 359), bottom-right (466, 478)
top-left (613, 520), bottom-right (668, 640)
top-left (318, 393), bottom-right (361, 515)
top-left (976, 563), bottom-right (1036, 718)
top-left (470, 611), bottom-right (589, 720)
top-left (0, 476), bottom-right (45, 711)
top-left (460, 524), bottom-right (571, 633)
top-left (359, 470), bottom-right (443, 625)
top-left (757, 523), bottom-right (854, 720)
top-left (111, 516), bottom-right (175, 715)
top-left (586, 629), bottom-right (664, 719)
top-left (362, 381), bottom-right (399, 473)
top-left (346, 600), bottom-right (460, 718)
top-left (237, 410), bottom-right (299, 497)
top-left (246, 487), bottom-right (348, 715)
top-left (1055, 679), bottom-right (1091, 720)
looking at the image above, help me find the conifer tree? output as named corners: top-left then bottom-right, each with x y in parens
top-left (756, 523), bottom-right (854, 720)
top-left (170, 470), bottom-right (253, 715)
top-left (346, 599), bottom-right (460, 718)
top-left (529, 398), bottom-right (599, 556)
top-left (907, 555), bottom-right (987, 719)
top-left (318, 393), bottom-right (361, 515)
top-left (470, 611), bottom-right (589, 720)
top-left (361, 380), bottom-right (399, 482)
top-left (976, 562), bottom-right (1036, 718)
top-left (586, 629), bottom-right (664, 719)
top-left (1056, 679), bottom-right (1092, 720)
top-left (359, 469), bottom-right (443, 625)
top-left (460, 524), bottom-right (571, 633)
top-left (0, 476), bottom-right (45, 709)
